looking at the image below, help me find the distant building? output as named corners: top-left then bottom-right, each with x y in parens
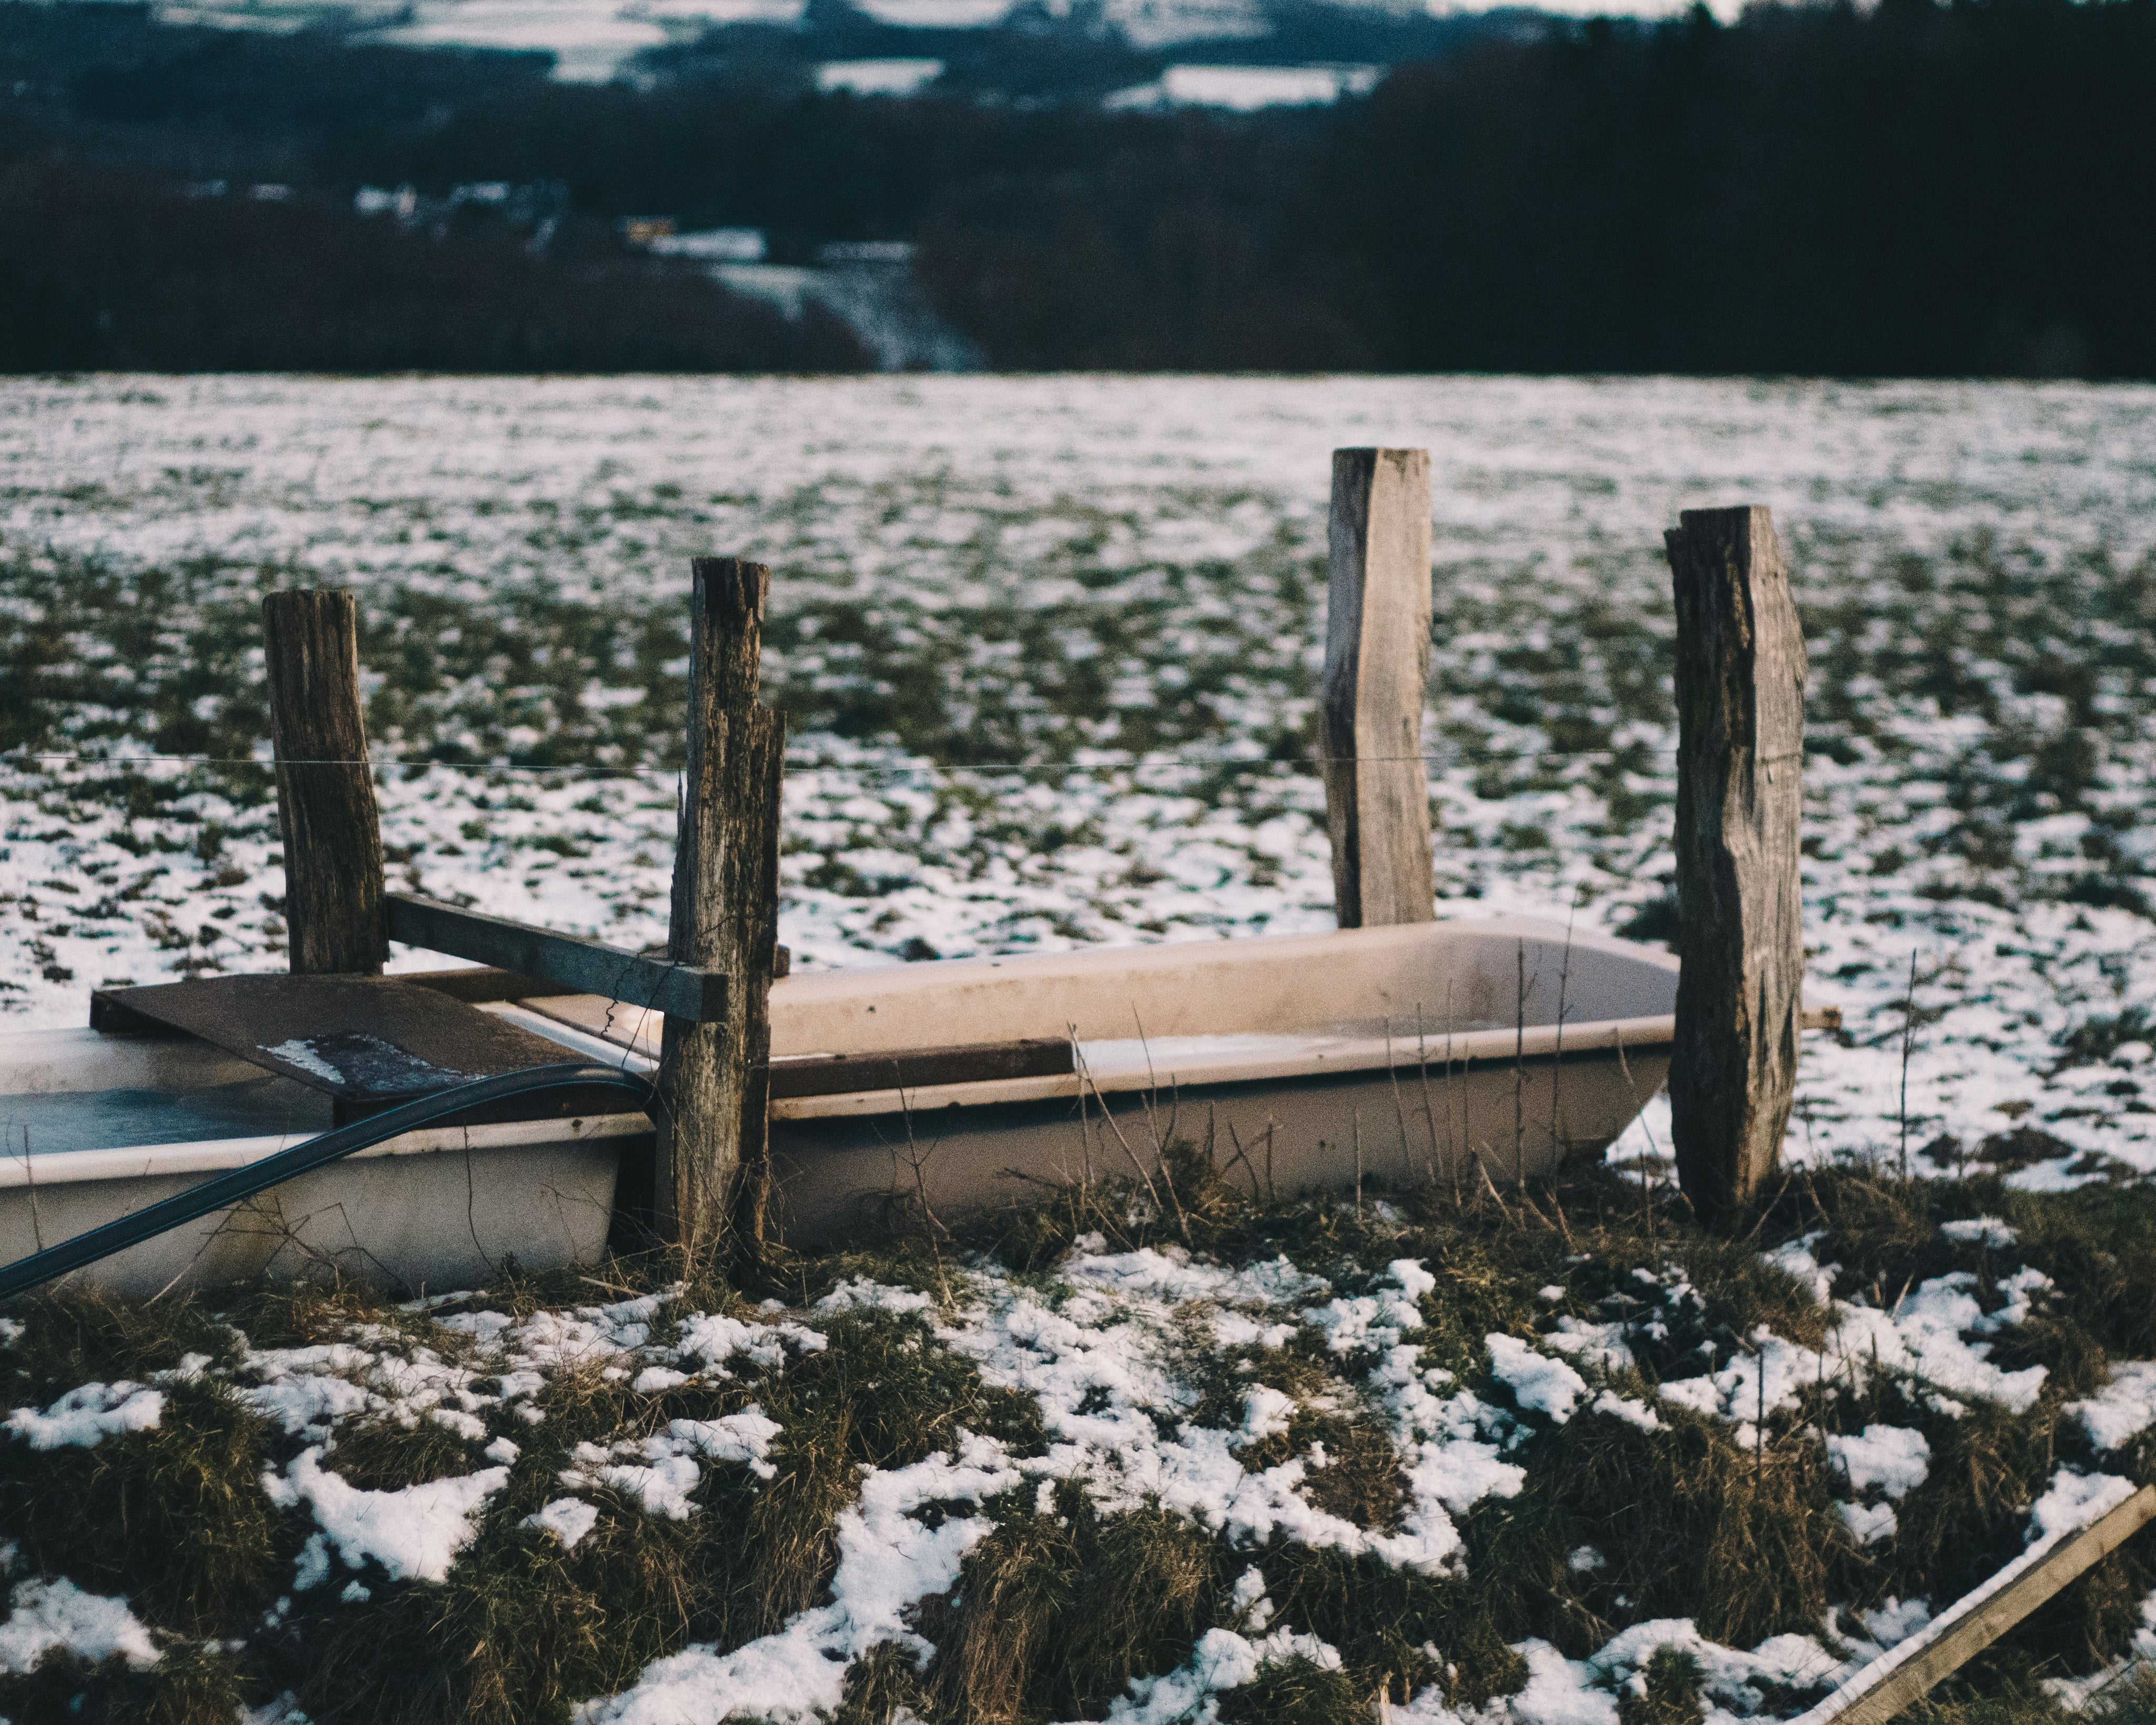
top-left (647, 228), bottom-right (768, 262)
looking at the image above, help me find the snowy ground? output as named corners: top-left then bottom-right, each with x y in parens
top-left (7, 374), bottom-right (2156, 1191)
top-left (4, 1198), bottom-right (2155, 1721)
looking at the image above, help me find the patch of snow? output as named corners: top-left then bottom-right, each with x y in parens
top-left (1839, 1501), bottom-right (1899, 1545)
top-left (5, 1382), bottom-right (164, 1449)
top-left (525, 1497), bottom-right (602, 1551)
top-left (814, 1276), bottom-right (936, 1316)
top-left (1826, 1425), bottom-right (1930, 1499)
top-left (1103, 1621), bottom-right (1344, 1722)
top-left (673, 1409), bottom-right (783, 1479)
top-left (292, 1534), bottom-right (331, 1591)
top-left (561, 1437), bottom-right (702, 1520)
top-left (1303, 1262), bottom-right (1429, 1354)
top-left (1587, 1390), bottom-right (1664, 1432)
top-left (1508, 1638), bottom-right (1618, 1725)
top-left (1765, 1233), bottom-right (1837, 1305)
top-left (265, 1448), bottom-right (508, 1583)
top-left (2028, 1468), bottom-right (2139, 1544)
top-left (1544, 1316), bottom-right (1635, 1374)
top-left (672, 1311), bottom-right (827, 1376)
top-left (0, 1577), bottom-right (159, 1672)
top-left (1233, 1385), bottom-right (1295, 1448)
top-left (1588, 1618), bottom-right (1847, 1717)
top-left (1856, 1597), bottom-right (1933, 1648)
top-left (2069, 1360), bottom-right (2156, 1452)
top-left (1486, 1334), bottom-right (1589, 1423)
top-left (1940, 1216), bottom-right (2018, 1247)
top-left (263, 1038), bottom-right (344, 1085)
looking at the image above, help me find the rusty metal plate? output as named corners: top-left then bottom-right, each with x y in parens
top-left (90, 975), bottom-right (606, 1123)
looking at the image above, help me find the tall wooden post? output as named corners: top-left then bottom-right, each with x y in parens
top-left (654, 558), bottom-right (786, 1254)
top-left (1324, 448), bottom-right (1436, 928)
top-left (263, 591), bottom-right (385, 975)
top-left (1665, 506), bottom-right (1807, 1225)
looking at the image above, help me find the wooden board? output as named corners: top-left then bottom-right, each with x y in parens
top-left (385, 894), bottom-right (726, 1023)
top-left (90, 974), bottom-right (605, 1124)
top-left (1790, 1482), bottom-right (2156, 1725)
top-left (768, 1038), bottom-right (1073, 1100)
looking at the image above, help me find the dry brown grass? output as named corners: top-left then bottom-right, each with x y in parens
top-left (6, 1161), bottom-right (2155, 1722)
top-left (924, 1486), bottom-right (1222, 1724)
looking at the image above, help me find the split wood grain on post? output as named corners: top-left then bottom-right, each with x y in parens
top-left (1665, 506), bottom-right (1807, 1224)
top-left (263, 590), bottom-right (387, 976)
top-left (1324, 447), bottom-right (1436, 929)
top-left (654, 557), bottom-right (786, 1255)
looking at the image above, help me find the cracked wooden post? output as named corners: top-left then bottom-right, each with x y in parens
top-left (1665, 506), bottom-right (1807, 1226)
top-left (263, 590), bottom-right (385, 975)
top-left (1324, 448), bottom-right (1436, 928)
top-left (655, 558), bottom-right (786, 1255)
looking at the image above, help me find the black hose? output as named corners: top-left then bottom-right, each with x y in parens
top-left (0, 1062), bottom-right (655, 1302)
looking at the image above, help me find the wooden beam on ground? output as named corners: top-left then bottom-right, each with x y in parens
top-left (1789, 1483), bottom-right (2156, 1725)
top-left (1323, 447), bottom-right (1436, 929)
top-left (1664, 506), bottom-right (1807, 1226)
top-left (263, 590), bottom-right (386, 976)
top-left (655, 557), bottom-right (786, 1253)
top-left (383, 894), bottom-right (726, 1022)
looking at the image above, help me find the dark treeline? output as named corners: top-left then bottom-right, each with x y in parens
top-left (0, 164), bottom-right (868, 371)
top-left (2, 0), bottom-right (2152, 375)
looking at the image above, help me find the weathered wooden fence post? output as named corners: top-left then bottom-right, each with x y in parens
top-left (654, 558), bottom-right (786, 1255)
top-left (263, 590), bottom-right (385, 975)
top-left (1324, 448), bottom-right (1436, 928)
top-left (1665, 506), bottom-right (1807, 1225)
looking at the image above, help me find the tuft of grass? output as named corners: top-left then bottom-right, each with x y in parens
top-left (0, 1641), bottom-right (246, 1725)
top-left (1299, 1418), bottom-right (1409, 1530)
top-left (1252, 1546), bottom-right (1482, 1709)
top-left (832, 1642), bottom-right (934, 1725)
top-left (2, 1288), bottom-right (239, 1393)
top-left (291, 1499), bottom-right (705, 1725)
top-left (926, 1486), bottom-right (1222, 1723)
top-left (2053, 1008), bottom-right (2156, 1073)
top-left (0, 1377), bottom-right (280, 1635)
top-left (1465, 1398), bottom-right (1858, 1655)
top-left (1619, 1647), bottom-right (1705, 1725)
top-left (322, 1413), bottom-right (485, 1493)
top-left (1212, 1653), bottom-right (1365, 1725)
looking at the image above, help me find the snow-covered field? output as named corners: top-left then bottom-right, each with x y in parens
top-left (6, 373), bottom-right (2156, 1193)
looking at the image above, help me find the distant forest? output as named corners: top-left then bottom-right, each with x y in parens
top-left (2, 0), bottom-right (2151, 376)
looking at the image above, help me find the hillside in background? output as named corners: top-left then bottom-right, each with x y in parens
top-left (1, 0), bottom-right (2152, 375)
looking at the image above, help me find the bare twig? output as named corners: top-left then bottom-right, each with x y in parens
top-left (1472, 1153), bottom-right (1516, 1226)
top-left (1899, 950), bottom-right (1920, 1180)
top-left (1385, 1017), bottom-right (1417, 1186)
top-left (1074, 1044), bottom-right (1162, 1211)
top-left (1223, 1119), bottom-right (1264, 1202)
top-left (19, 1125), bottom-right (41, 1254)
top-left (1514, 938), bottom-right (1528, 1190)
top-left (1551, 889), bottom-right (1579, 1162)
